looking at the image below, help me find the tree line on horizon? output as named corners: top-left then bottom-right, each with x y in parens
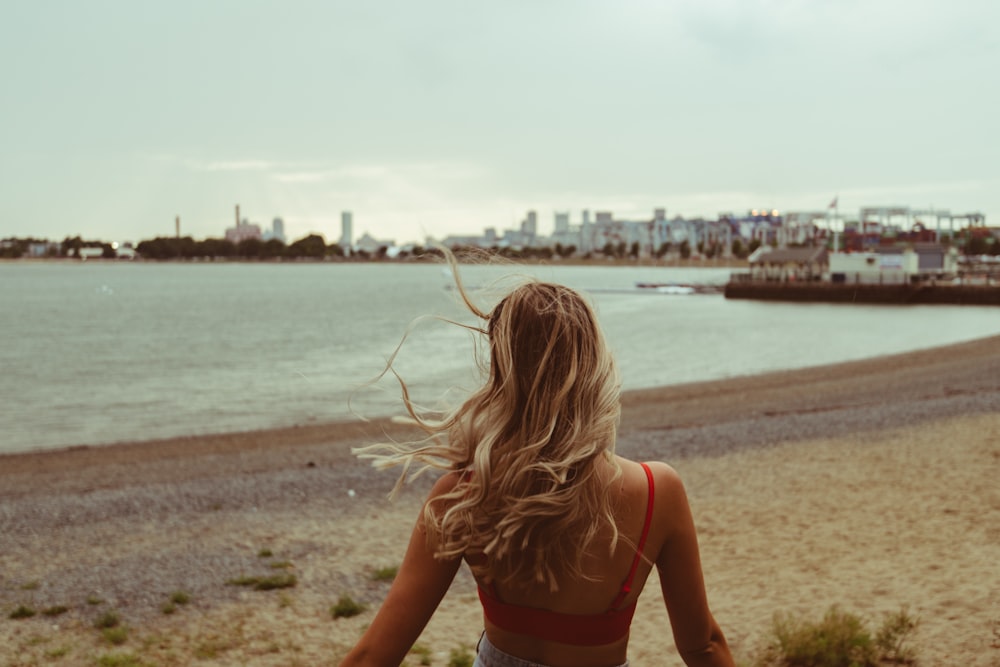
top-left (1, 230), bottom-right (997, 261)
top-left (0, 233), bottom-right (705, 261)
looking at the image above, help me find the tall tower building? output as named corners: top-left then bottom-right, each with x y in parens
top-left (340, 211), bottom-right (353, 249)
top-left (521, 210), bottom-right (538, 243)
top-left (581, 209), bottom-right (593, 253)
top-left (554, 211), bottom-right (570, 234)
top-left (272, 217), bottom-right (286, 242)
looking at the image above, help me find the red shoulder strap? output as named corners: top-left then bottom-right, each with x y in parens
top-left (609, 462), bottom-right (655, 610)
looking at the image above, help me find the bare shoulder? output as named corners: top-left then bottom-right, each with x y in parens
top-left (428, 469), bottom-right (464, 497)
top-left (416, 470), bottom-right (464, 533)
top-left (618, 457), bottom-right (685, 492)
top-left (624, 460), bottom-right (692, 527)
top-left (643, 461), bottom-right (685, 492)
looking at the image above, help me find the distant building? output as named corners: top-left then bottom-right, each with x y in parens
top-left (551, 213), bottom-right (580, 252)
top-left (590, 211), bottom-right (658, 255)
top-left (442, 233), bottom-right (488, 248)
top-left (263, 217), bottom-right (286, 243)
top-left (225, 219), bottom-right (262, 244)
top-left (520, 211), bottom-right (538, 245)
top-left (718, 209), bottom-right (785, 248)
top-left (829, 244), bottom-right (958, 284)
top-left (27, 242), bottom-right (58, 258)
top-left (748, 246), bottom-right (829, 282)
top-left (355, 232), bottom-right (395, 255)
top-left (554, 211), bottom-right (569, 234)
top-left (341, 212), bottom-right (353, 249)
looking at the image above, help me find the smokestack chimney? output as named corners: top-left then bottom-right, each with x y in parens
top-left (175, 215), bottom-right (180, 238)
top-left (236, 204), bottom-right (240, 228)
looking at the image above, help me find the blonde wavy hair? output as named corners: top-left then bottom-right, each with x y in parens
top-left (356, 255), bottom-right (623, 590)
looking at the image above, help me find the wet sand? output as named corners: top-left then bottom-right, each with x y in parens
top-left (2, 335), bottom-right (999, 665)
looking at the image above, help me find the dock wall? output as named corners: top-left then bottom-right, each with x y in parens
top-left (724, 282), bottom-right (1000, 305)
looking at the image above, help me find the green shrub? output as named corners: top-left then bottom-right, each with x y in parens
top-left (448, 646), bottom-right (474, 667)
top-left (331, 595), bottom-right (367, 619)
top-left (257, 548), bottom-right (273, 558)
top-left (410, 643), bottom-right (433, 665)
top-left (193, 634), bottom-right (236, 660)
top-left (169, 590), bottom-right (191, 605)
top-left (94, 611), bottom-right (121, 629)
top-left (755, 605), bottom-right (919, 667)
top-left (772, 606), bottom-right (875, 666)
top-left (96, 653), bottom-right (145, 667)
top-left (874, 607), bottom-right (918, 664)
top-left (103, 626), bottom-right (129, 645)
top-left (42, 605), bottom-right (69, 617)
top-left (372, 565), bottom-right (399, 582)
top-left (226, 573), bottom-right (297, 591)
top-left (158, 592), bottom-right (191, 615)
top-left (255, 573), bottom-right (296, 590)
top-left (46, 645), bottom-right (71, 659)
top-left (227, 575), bottom-right (257, 587)
top-left (9, 605), bottom-right (36, 619)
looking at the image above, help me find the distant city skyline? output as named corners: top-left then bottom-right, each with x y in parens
top-left (2, 1), bottom-right (997, 246)
top-left (8, 198), bottom-right (987, 250)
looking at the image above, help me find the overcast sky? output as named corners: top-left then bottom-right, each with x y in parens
top-left (2, 0), bottom-right (996, 245)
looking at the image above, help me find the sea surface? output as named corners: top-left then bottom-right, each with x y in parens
top-left (2, 261), bottom-right (998, 454)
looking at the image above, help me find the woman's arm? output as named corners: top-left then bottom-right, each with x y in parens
top-left (651, 463), bottom-right (734, 667)
top-left (339, 473), bottom-right (464, 667)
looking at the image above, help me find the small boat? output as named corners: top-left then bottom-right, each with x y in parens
top-left (635, 282), bottom-right (723, 295)
top-left (654, 285), bottom-right (695, 295)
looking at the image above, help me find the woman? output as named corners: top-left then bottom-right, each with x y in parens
top-left (340, 265), bottom-right (733, 667)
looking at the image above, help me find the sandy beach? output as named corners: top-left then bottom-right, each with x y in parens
top-left (2, 335), bottom-right (999, 666)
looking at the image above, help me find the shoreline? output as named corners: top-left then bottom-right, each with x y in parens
top-left (2, 334), bottom-right (999, 665)
top-left (3, 332), bottom-right (998, 469)
top-left (0, 256), bottom-right (751, 268)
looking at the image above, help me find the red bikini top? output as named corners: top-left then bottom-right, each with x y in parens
top-left (476, 462), bottom-right (655, 646)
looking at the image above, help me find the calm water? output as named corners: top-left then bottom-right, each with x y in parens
top-left (2, 262), bottom-right (998, 454)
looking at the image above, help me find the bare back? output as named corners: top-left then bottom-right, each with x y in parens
top-left (475, 457), bottom-right (668, 667)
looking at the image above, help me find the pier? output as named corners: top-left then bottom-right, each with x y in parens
top-left (724, 280), bottom-right (1000, 306)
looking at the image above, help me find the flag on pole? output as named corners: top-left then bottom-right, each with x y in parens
top-left (828, 196), bottom-right (838, 209)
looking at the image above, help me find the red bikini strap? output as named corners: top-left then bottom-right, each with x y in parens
top-left (609, 462), bottom-right (655, 610)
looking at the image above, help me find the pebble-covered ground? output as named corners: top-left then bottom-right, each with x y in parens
top-left (2, 335), bottom-right (998, 665)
